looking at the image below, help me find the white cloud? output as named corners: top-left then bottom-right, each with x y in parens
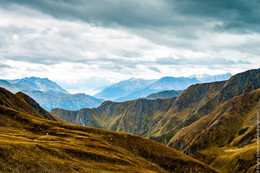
top-left (0, 4), bottom-right (259, 94)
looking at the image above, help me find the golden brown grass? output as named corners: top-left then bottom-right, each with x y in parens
top-left (192, 143), bottom-right (257, 173)
top-left (0, 88), bottom-right (218, 173)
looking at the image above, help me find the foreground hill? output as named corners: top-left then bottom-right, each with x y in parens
top-left (0, 87), bottom-right (217, 172)
top-left (52, 98), bottom-right (175, 137)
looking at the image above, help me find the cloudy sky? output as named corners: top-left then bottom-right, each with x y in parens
top-left (0, 0), bottom-right (259, 94)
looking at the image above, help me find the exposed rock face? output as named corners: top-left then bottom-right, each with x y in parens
top-left (168, 89), bottom-right (260, 153)
top-left (148, 68), bottom-right (260, 144)
top-left (52, 98), bottom-right (175, 137)
top-left (53, 68), bottom-right (260, 147)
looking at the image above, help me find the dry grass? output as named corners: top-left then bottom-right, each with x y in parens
top-left (192, 143), bottom-right (257, 173)
top-left (0, 88), bottom-right (218, 173)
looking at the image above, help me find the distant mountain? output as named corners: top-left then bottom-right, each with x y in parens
top-left (0, 77), bottom-right (103, 111)
top-left (9, 77), bottom-right (69, 94)
top-left (94, 78), bottom-right (155, 100)
top-left (146, 90), bottom-right (183, 99)
top-left (191, 73), bottom-right (232, 83)
top-left (22, 90), bottom-right (103, 111)
top-left (116, 77), bottom-right (199, 102)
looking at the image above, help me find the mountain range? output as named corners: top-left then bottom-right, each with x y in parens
top-left (191, 73), bottom-right (232, 83)
top-left (0, 73), bottom-right (232, 111)
top-left (95, 73), bottom-right (232, 101)
top-left (0, 87), bottom-right (217, 172)
top-left (7, 77), bottom-right (69, 94)
top-left (52, 68), bottom-right (260, 173)
top-left (94, 78), bottom-right (156, 101)
top-left (0, 77), bottom-right (103, 111)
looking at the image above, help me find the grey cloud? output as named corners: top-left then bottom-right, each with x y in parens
top-left (2, 0), bottom-right (259, 34)
top-left (149, 67), bottom-right (161, 73)
top-left (0, 63), bottom-right (11, 68)
top-left (3, 0), bottom-right (259, 57)
top-left (156, 57), bottom-right (250, 66)
top-left (0, 0), bottom-right (259, 69)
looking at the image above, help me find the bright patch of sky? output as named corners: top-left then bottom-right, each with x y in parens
top-left (0, 0), bottom-right (259, 94)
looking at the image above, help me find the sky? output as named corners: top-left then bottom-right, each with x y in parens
top-left (0, 0), bottom-right (259, 94)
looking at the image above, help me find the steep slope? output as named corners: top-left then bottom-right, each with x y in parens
top-left (168, 88), bottom-right (260, 153)
top-left (22, 90), bottom-right (103, 111)
top-left (9, 76), bottom-right (69, 94)
top-left (0, 87), bottom-right (60, 122)
top-left (95, 78), bottom-right (155, 100)
top-left (146, 90), bottom-right (183, 99)
top-left (0, 88), bottom-right (217, 172)
top-left (168, 89), bottom-right (260, 173)
top-left (148, 68), bottom-right (260, 144)
top-left (52, 98), bottom-right (175, 137)
top-left (116, 77), bottom-right (199, 102)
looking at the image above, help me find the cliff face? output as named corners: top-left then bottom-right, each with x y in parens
top-left (52, 98), bottom-right (175, 137)
top-left (52, 68), bottom-right (260, 146)
top-left (148, 68), bottom-right (260, 144)
top-left (168, 89), bottom-right (260, 173)
top-left (168, 89), bottom-right (260, 152)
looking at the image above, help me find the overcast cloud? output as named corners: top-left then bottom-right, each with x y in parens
top-left (0, 0), bottom-right (259, 94)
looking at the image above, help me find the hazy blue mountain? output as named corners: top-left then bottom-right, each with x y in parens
top-left (146, 90), bottom-right (183, 99)
top-left (21, 90), bottom-right (103, 111)
top-left (0, 77), bottom-right (103, 111)
top-left (0, 80), bottom-right (20, 93)
top-left (94, 78), bottom-right (155, 100)
top-left (9, 77), bottom-right (69, 94)
top-left (191, 73), bottom-right (232, 83)
top-left (116, 77), bottom-right (199, 102)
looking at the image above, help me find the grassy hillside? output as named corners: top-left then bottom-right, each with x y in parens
top-left (148, 68), bottom-right (260, 144)
top-left (0, 87), bottom-right (218, 172)
top-left (167, 88), bottom-right (259, 173)
top-left (168, 89), bottom-right (260, 152)
top-left (52, 98), bottom-right (175, 137)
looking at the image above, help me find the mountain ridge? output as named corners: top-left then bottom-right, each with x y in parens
top-left (0, 87), bottom-right (218, 172)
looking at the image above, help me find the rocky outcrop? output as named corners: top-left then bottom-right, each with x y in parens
top-left (148, 68), bottom-right (260, 144)
top-left (52, 98), bottom-right (175, 137)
